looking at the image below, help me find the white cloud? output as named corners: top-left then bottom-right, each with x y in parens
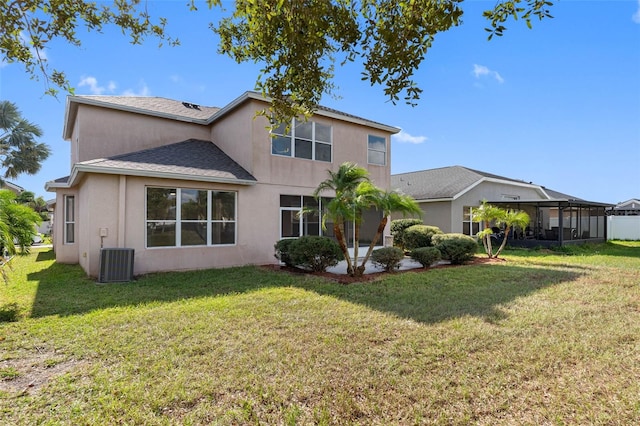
top-left (633, 0), bottom-right (640, 23)
top-left (472, 64), bottom-right (504, 83)
top-left (393, 130), bottom-right (428, 144)
top-left (122, 81), bottom-right (150, 97)
top-left (78, 76), bottom-right (107, 95)
top-left (77, 76), bottom-right (148, 96)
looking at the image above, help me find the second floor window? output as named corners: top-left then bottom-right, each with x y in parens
top-left (271, 119), bottom-right (332, 162)
top-left (368, 135), bottom-right (386, 166)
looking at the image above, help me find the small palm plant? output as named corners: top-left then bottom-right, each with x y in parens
top-left (474, 201), bottom-right (530, 258)
top-left (313, 162), bottom-right (421, 277)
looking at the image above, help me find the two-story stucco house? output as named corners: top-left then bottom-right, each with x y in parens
top-left (45, 92), bottom-right (398, 278)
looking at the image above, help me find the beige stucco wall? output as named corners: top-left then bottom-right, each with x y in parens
top-left (72, 105), bottom-right (211, 163)
top-left (73, 174), bottom-right (341, 277)
top-left (52, 189), bottom-right (80, 264)
top-left (211, 99), bottom-right (392, 190)
top-left (58, 97), bottom-right (395, 277)
top-left (417, 201), bottom-right (453, 233)
top-left (402, 181), bottom-right (547, 234)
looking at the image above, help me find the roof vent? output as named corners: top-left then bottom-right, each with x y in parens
top-left (181, 102), bottom-right (201, 110)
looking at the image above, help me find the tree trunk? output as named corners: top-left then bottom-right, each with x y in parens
top-left (353, 220), bottom-right (360, 273)
top-left (334, 223), bottom-right (353, 275)
top-left (494, 225), bottom-right (511, 258)
top-left (485, 220), bottom-right (494, 257)
top-left (357, 216), bottom-right (388, 276)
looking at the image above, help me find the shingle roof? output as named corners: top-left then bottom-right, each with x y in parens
top-left (391, 165), bottom-right (583, 201)
top-left (77, 139), bottom-right (256, 184)
top-left (73, 96), bottom-right (220, 122)
top-left (391, 166), bottom-right (528, 200)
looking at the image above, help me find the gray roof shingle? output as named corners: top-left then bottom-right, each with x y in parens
top-left (391, 166), bottom-right (510, 200)
top-left (391, 165), bottom-right (583, 201)
top-left (74, 96), bottom-right (220, 122)
top-left (78, 139), bottom-right (256, 184)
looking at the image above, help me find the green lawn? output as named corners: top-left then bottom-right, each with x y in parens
top-left (1, 242), bottom-right (639, 425)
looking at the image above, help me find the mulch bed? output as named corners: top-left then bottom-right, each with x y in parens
top-left (261, 256), bottom-right (504, 284)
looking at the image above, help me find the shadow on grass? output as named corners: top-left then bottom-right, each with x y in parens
top-left (299, 264), bottom-right (584, 324)
top-left (505, 240), bottom-right (640, 259)
top-left (28, 250), bottom-right (583, 324)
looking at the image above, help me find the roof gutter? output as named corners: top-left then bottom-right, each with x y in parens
top-left (46, 164), bottom-right (257, 190)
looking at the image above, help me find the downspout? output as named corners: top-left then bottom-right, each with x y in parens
top-left (118, 175), bottom-right (126, 247)
top-left (558, 205), bottom-right (564, 245)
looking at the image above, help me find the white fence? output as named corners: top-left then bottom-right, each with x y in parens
top-left (607, 216), bottom-right (640, 241)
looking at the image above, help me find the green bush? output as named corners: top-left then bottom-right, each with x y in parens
top-left (274, 238), bottom-right (296, 267)
top-left (289, 236), bottom-right (344, 272)
top-left (403, 225), bottom-right (444, 250)
top-left (370, 247), bottom-right (405, 272)
top-left (432, 233), bottom-right (478, 265)
top-left (410, 247), bottom-right (442, 268)
top-left (390, 218), bottom-right (423, 249)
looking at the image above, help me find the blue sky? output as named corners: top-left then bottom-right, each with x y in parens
top-left (1, 0), bottom-right (639, 204)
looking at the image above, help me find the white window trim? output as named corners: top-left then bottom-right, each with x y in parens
top-left (367, 134), bottom-right (387, 166)
top-left (63, 195), bottom-right (75, 244)
top-left (145, 187), bottom-right (237, 249)
top-left (271, 119), bottom-right (333, 163)
top-left (279, 196), bottom-right (327, 239)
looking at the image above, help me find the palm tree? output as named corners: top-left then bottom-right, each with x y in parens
top-left (314, 162), bottom-right (370, 276)
top-left (314, 162), bottom-right (421, 277)
top-left (354, 183), bottom-right (421, 276)
top-left (473, 201), bottom-right (504, 258)
top-left (16, 191), bottom-right (50, 221)
top-left (493, 209), bottom-right (530, 258)
top-left (0, 101), bottom-right (50, 181)
top-left (0, 190), bottom-right (41, 255)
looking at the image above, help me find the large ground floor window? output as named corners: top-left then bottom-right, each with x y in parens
top-left (462, 206), bottom-right (480, 237)
top-left (146, 187), bottom-right (236, 248)
top-left (279, 194), bottom-right (383, 247)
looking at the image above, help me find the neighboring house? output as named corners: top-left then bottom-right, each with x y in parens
top-left (606, 199), bottom-right (640, 240)
top-left (45, 92), bottom-right (397, 277)
top-left (607, 199), bottom-right (640, 216)
top-left (1, 181), bottom-right (24, 195)
top-left (391, 166), bottom-right (612, 246)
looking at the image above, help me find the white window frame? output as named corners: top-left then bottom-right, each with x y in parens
top-left (367, 135), bottom-right (387, 166)
top-left (145, 187), bottom-right (237, 248)
top-left (63, 195), bottom-right (75, 244)
top-left (271, 119), bottom-right (333, 163)
top-left (279, 195), bottom-right (326, 239)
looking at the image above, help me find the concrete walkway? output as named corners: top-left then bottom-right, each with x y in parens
top-left (326, 256), bottom-right (426, 275)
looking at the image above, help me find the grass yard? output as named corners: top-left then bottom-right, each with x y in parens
top-left (1, 242), bottom-right (639, 425)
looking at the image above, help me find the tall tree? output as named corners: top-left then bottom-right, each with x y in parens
top-left (0, 101), bottom-right (50, 181)
top-left (2, 0), bottom-right (553, 122)
top-left (16, 190), bottom-right (49, 221)
top-left (314, 162), bottom-right (420, 277)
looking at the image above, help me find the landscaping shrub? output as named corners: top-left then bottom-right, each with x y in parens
top-left (403, 225), bottom-right (444, 250)
top-left (410, 247), bottom-right (442, 268)
top-left (289, 236), bottom-right (344, 272)
top-left (390, 218), bottom-right (423, 249)
top-left (432, 233), bottom-right (478, 265)
top-left (370, 247), bottom-right (405, 272)
top-left (274, 238), bottom-right (296, 267)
